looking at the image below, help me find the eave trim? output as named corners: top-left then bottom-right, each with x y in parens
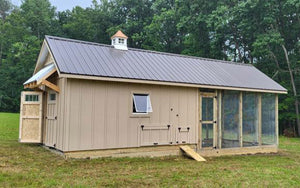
top-left (59, 73), bottom-right (287, 94)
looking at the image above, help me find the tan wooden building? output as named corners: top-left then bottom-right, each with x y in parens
top-left (19, 31), bottom-right (287, 158)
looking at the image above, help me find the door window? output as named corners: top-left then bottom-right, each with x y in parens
top-left (25, 94), bottom-right (39, 102)
top-left (202, 97), bottom-right (214, 121)
top-left (200, 95), bottom-right (216, 148)
top-left (202, 124), bottom-right (214, 147)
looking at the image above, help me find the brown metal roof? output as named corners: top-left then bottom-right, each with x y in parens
top-left (45, 35), bottom-right (287, 93)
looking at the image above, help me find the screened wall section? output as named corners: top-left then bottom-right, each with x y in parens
top-left (261, 94), bottom-right (276, 145)
top-left (242, 92), bottom-right (259, 147)
top-left (221, 91), bottom-right (240, 148)
top-left (203, 90), bottom-right (278, 150)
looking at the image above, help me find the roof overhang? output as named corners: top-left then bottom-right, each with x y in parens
top-left (24, 64), bottom-right (60, 93)
top-left (60, 73), bottom-right (287, 94)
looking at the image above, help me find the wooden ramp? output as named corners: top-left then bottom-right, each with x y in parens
top-left (180, 146), bottom-right (206, 162)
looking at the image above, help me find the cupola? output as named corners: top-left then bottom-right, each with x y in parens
top-left (111, 30), bottom-right (128, 50)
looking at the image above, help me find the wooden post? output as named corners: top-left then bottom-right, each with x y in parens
top-left (258, 93), bottom-right (262, 146)
top-left (218, 91), bottom-right (222, 149)
top-left (275, 94), bottom-right (279, 146)
top-left (198, 92), bottom-right (202, 150)
top-left (213, 91), bottom-right (218, 148)
top-left (255, 94), bottom-right (259, 144)
top-left (239, 92), bottom-right (243, 147)
top-left (19, 92), bottom-right (24, 141)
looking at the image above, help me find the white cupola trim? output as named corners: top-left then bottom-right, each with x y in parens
top-left (111, 30), bottom-right (128, 50)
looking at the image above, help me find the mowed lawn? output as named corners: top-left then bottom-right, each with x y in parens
top-left (1, 113), bottom-right (300, 187)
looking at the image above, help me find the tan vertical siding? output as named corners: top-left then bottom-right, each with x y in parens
top-left (117, 84), bottom-right (130, 147)
top-left (80, 81), bottom-right (93, 149)
top-left (188, 89), bottom-right (198, 144)
top-left (63, 79), bottom-right (198, 152)
top-left (54, 78), bottom-right (62, 150)
top-left (92, 81), bottom-right (106, 149)
top-left (63, 78), bottom-right (70, 151)
top-left (56, 78), bottom-right (66, 150)
top-left (68, 80), bottom-right (81, 150)
top-left (106, 82), bottom-right (118, 148)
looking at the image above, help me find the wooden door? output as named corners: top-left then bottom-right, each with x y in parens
top-left (199, 92), bottom-right (217, 149)
top-left (19, 91), bottom-right (43, 143)
top-left (45, 91), bottom-right (57, 147)
top-left (140, 124), bottom-right (172, 146)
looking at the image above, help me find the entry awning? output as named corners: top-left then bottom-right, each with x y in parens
top-left (24, 64), bottom-right (60, 93)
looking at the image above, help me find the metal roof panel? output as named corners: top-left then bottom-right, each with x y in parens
top-left (45, 35), bottom-right (287, 93)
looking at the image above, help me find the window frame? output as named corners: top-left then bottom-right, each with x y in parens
top-left (118, 38), bottom-right (125, 44)
top-left (130, 91), bottom-right (152, 118)
top-left (24, 94), bottom-right (40, 102)
top-left (48, 91), bottom-right (57, 104)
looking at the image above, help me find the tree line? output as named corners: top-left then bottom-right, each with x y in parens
top-left (0, 0), bottom-right (300, 135)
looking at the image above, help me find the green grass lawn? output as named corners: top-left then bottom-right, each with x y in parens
top-left (1, 113), bottom-right (300, 187)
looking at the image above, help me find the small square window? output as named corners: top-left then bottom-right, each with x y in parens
top-left (133, 94), bottom-right (152, 114)
top-left (119, 38), bottom-right (125, 44)
top-left (49, 93), bottom-right (56, 101)
top-left (25, 95), bottom-right (39, 102)
top-left (112, 38), bottom-right (116, 45)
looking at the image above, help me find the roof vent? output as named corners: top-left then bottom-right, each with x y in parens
top-left (111, 30), bottom-right (128, 50)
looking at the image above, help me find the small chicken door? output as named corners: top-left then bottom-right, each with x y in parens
top-left (19, 91), bottom-right (43, 143)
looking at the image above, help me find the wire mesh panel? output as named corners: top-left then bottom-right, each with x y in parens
top-left (262, 94), bottom-right (276, 145)
top-left (201, 124), bottom-right (213, 147)
top-left (242, 92), bottom-right (259, 147)
top-left (222, 91), bottom-right (240, 148)
top-left (202, 97), bottom-right (214, 121)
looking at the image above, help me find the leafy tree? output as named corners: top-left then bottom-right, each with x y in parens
top-left (0, 0), bottom-right (12, 20)
top-left (107, 0), bottom-right (154, 48)
top-left (20, 0), bottom-right (56, 39)
top-left (1, 0), bottom-right (300, 135)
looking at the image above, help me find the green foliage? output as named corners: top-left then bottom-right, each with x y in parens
top-left (0, 0), bottom-right (12, 20)
top-left (0, 0), bottom-right (300, 132)
top-left (20, 0), bottom-right (56, 39)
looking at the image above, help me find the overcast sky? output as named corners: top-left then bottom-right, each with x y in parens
top-left (11, 0), bottom-right (93, 11)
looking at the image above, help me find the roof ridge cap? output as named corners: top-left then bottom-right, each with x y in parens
top-left (45, 35), bottom-right (113, 48)
top-left (45, 35), bottom-right (253, 67)
top-left (128, 47), bottom-right (253, 67)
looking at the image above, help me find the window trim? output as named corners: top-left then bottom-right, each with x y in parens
top-left (24, 94), bottom-right (40, 102)
top-left (129, 91), bottom-right (152, 118)
top-left (132, 94), bottom-right (152, 114)
top-left (48, 91), bottom-right (57, 104)
top-left (118, 38), bottom-right (125, 44)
